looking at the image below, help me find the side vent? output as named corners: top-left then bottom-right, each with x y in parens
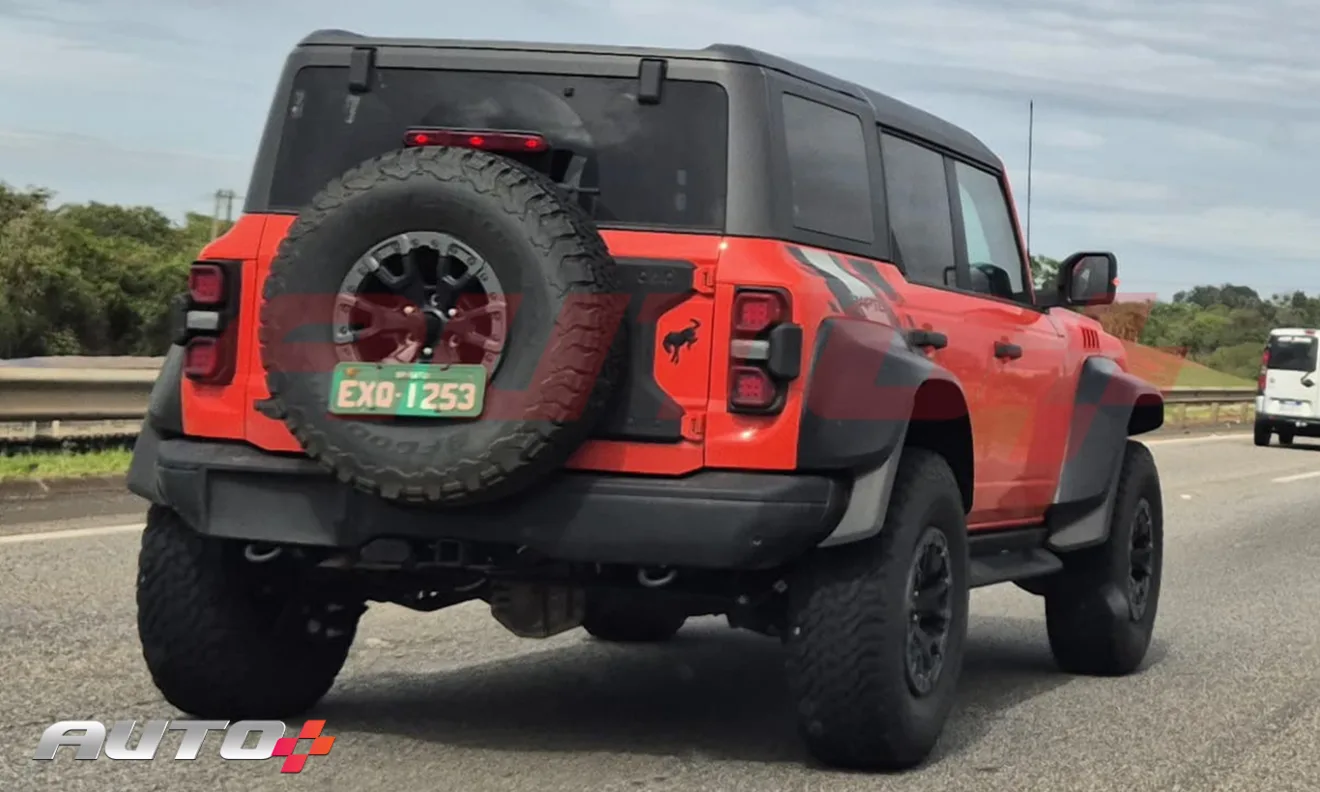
top-left (1081, 328), bottom-right (1100, 350)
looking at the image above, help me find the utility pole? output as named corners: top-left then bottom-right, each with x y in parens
top-left (211, 189), bottom-right (237, 240)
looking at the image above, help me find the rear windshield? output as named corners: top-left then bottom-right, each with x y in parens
top-left (1267, 334), bottom-right (1318, 372)
top-left (266, 66), bottom-right (729, 231)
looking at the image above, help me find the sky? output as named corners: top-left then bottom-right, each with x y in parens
top-left (0, 0), bottom-right (1317, 300)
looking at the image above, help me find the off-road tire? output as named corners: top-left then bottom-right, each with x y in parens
top-left (259, 145), bottom-right (625, 506)
top-left (582, 592), bottom-right (687, 643)
top-left (1254, 420), bottom-right (1271, 446)
top-left (136, 505), bottom-right (362, 718)
top-left (785, 448), bottom-right (970, 771)
top-left (1045, 440), bottom-right (1163, 676)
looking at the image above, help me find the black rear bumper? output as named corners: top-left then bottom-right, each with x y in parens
top-left (128, 427), bottom-right (849, 570)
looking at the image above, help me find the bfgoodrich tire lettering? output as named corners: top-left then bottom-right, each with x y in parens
top-left (785, 448), bottom-right (970, 770)
top-left (259, 146), bottom-right (625, 506)
top-left (1044, 439), bottom-right (1163, 675)
top-left (136, 506), bottom-right (361, 718)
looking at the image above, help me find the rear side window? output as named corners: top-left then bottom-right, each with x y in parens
top-left (267, 67), bottom-right (730, 231)
top-left (880, 133), bottom-right (955, 288)
top-left (1267, 335), bottom-right (1318, 372)
top-left (781, 93), bottom-right (874, 242)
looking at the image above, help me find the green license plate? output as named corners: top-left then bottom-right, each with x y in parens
top-left (329, 362), bottom-right (486, 418)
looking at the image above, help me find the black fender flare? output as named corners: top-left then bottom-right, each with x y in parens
top-left (1045, 355), bottom-right (1164, 552)
top-left (796, 317), bottom-right (972, 547)
top-left (126, 344), bottom-right (186, 505)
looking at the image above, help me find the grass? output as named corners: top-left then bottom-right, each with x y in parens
top-left (0, 448), bottom-right (133, 482)
top-left (1124, 342), bottom-right (1255, 389)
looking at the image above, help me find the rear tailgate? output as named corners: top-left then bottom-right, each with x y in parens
top-left (239, 52), bottom-right (730, 473)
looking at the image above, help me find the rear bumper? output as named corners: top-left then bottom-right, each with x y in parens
top-left (128, 426), bottom-right (850, 570)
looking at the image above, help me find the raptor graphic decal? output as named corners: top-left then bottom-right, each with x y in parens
top-left (783, 245), bottom-right (902, 327)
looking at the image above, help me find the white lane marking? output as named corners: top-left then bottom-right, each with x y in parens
top-left (1271, 471), bottom-right (1320, 484)
top-left (1145, 433), bottom-right (1248, 447)
top-left (0, 522), bottom-right (144, 546)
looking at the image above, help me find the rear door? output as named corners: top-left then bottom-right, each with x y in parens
top-left (1264, 332), bottom-right (1320, 419)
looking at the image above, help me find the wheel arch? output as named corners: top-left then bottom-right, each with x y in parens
top-left (814, 348), bottom-right (974, 548)
top-left (1045, 356), bottom-right (1164, 552)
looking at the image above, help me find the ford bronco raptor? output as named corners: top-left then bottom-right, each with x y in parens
top-left (127, 30), bottom-right (1167, 771)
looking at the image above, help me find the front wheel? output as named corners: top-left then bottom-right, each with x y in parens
top-left (785, 448), bottom-right (970, 771)
top-left (137, 506), bottom-right (364, 718)
top-left (1044, 440), bottom-right (1163, 676)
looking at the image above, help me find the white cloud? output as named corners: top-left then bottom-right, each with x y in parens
top-left (0, 26), bottom-right (145, 87)
top-left (1035, 125), bottom-right (1105, 150)
top-left (1031, 172), bottom-right (1174, 207)
top-left (1053, 204), bottom-right (1320, 262)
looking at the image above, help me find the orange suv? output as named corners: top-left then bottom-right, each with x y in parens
top-left (128, 31), bottom-right (1167, 771)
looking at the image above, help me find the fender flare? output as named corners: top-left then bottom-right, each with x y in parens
top-left (126, 344), bottom-right (186, 505)
top-left (1045, 355), bottom-right (1164, 552)
top-left (797, 317), bottom-right (972, 547)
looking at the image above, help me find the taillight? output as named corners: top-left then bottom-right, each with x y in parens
top-left (188, 263), bottom-right (226, 305)
top-left (733, 292), bottom-right (785, 335)
top-left (729, 366), bottom-right (776, 410)
top-left (727, 288), bottom-right (801, 415)
top-left (403, 128), bottom-right (549, 153)
top-left (178, 260), bottom-right (241, 385)
top-left (1258, 346), bottom-right (1270, 394)
top-left (184, 337), bottom-right (221, 378)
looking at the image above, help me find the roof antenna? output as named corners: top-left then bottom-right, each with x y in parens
top-left (1025, 99), bottom-right (1034, 257)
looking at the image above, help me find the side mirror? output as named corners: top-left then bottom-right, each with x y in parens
top-left (1057, 251), bottom-right (1117, 307)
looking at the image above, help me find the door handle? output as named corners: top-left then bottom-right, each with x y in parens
top-left (1303, 376), bottom-right (1315, 388)
top-left (907, 329), bottom-right (948, 350)
top-left (994, 342), bottom-right (1022, 360)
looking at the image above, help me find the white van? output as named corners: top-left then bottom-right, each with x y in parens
top-left (1255, 327), bottom-right (1320, 446)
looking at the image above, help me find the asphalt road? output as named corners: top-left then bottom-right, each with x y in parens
top-left (2, 431), bottom-right (1318, 791)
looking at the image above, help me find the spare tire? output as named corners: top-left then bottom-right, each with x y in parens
top-left (258, 145), bottom-right (625, 506)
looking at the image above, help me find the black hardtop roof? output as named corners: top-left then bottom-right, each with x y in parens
top-left (296, 30), bottom-right (1001, 170)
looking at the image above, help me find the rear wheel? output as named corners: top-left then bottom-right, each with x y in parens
top-left (137, 506), bottom-right (364, 718)
top-left (785, 449), bottom-right (970, 771)
top-left (1254, 420), bottom-right (1271, 446)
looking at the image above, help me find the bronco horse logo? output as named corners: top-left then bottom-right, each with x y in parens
top-left (662, 319), bottom-right (701, 363)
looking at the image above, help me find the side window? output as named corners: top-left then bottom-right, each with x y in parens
top-left (953, 161), bottom-right (1029, 303)
top-left (782, 93), bottom-right (874, 242)
top-left (879, 133), bottom-right (956, 288)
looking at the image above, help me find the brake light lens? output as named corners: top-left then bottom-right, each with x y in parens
top-left (184, 337), bottom-right (221, 378)
top-left (403, 128), bottom-right (549, 153)
top-left (1259, 346), bottom-right (1270, 393)
top-left (188, 263), bottom-right (225, 305)
top-left (730, 366), bottom-right (775, 410)
top-left (733, 291), bottom-right (787, 335)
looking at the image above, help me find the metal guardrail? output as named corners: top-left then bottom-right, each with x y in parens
top-left (0, 358), bottom-right (1258, 438)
